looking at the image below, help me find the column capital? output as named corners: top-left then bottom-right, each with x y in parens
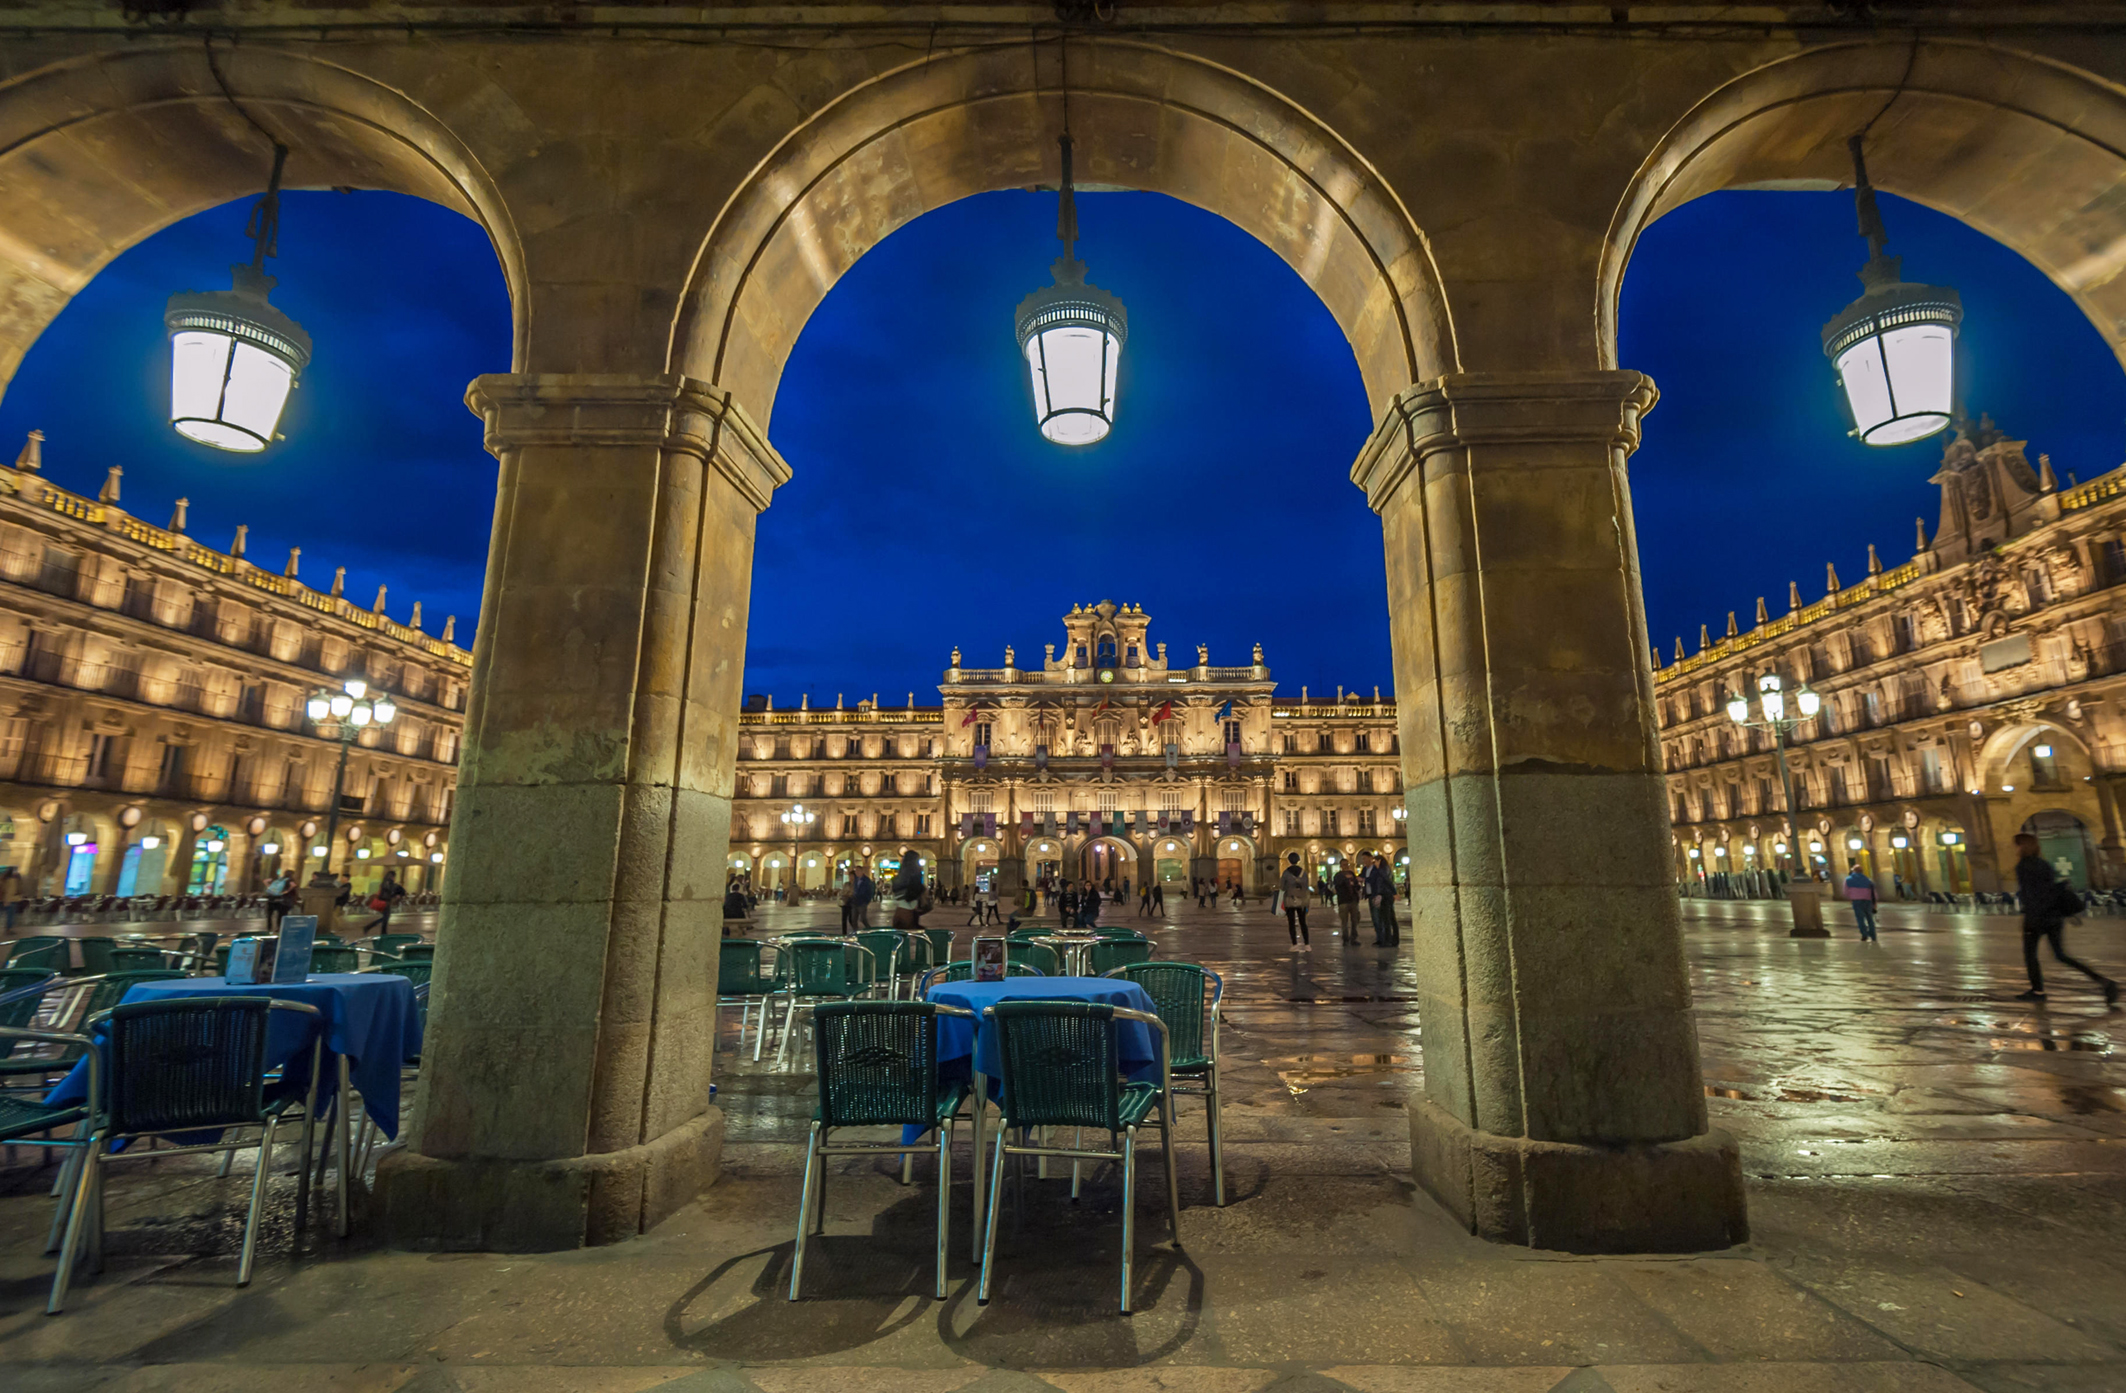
top-left (1350, 370), bottom-right (1658, 513)
top-left (464, 373), bottom-right (793, 513)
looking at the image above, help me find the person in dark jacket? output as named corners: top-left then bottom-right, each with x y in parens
top-left (1333, 864), bottom-right (1363, 944)
top-left (2014, 833), bottom-right (2118, 1005)
top-left (1844, 863), bottom-right (1878, 943)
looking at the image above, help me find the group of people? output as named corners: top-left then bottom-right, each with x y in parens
top-left (1276, 850), bottom-right (1400, 949)
top-left (1840, 838), bottom-right (2118, 1006)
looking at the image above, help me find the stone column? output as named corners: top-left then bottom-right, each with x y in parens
top-left (378, 374), bottom-right (788, 1250)
top-left (1352, 371), bottom-right (1745, 1254)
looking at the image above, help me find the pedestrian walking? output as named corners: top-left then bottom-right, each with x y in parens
top-left (888, 854), bottom-right (931, 934)
top-left (1844, 862), bottom-right (1879, 942)
top-left (837, 878), bottom-right (855, 933)
top-left (1195, 877), bottom-right (1206, 909)
top-left (1151, 881), bottom-right (1165, 916)
top-left (851, 868), bottom-right (875, 931)
top-left (983, 883), bottom-right (1002, 925)
top-left (368, 869), bottom-right (407, 933)
top-left (1139, 881), bottom-right (1153, 916)
top-left (264, 868), bottom-right (295, 935)
top-left (1231, 880), bottom-right (1245, 908)
top-left (1208, 882), bottom-right (1220, 909)
top-left (2014, 833), bottom-right (2119, 1005)
top-left (1278, 852), bottom-right (1311, 948)
top-left (1333, 862), bottom-right (1362, 944)
top-left (1057, 881), bottom-right (1079, 929)
top-left (1081, 879), bottom-right (1102, 929)
top-left (966, 885), bottom-right (985, 925)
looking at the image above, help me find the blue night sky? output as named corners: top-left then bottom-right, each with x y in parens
top-left (0, 186), bottom-right (2118, 703)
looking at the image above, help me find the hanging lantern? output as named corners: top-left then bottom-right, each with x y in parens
top-left (165, 143), bottom-right (312, 453)
top-left (1822, 135), bottom-right (1961, 447)
top-left (1015, 132), bottom-right (1127, 446)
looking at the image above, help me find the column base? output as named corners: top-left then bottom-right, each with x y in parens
top-left (376, 1107), bottom-right (723, 1251)
top-left (1408, 1097), bottom-right (1747, 1253)
top-left (1788, 926), bottom-right (1832, 939)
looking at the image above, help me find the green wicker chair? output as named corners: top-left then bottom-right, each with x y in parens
top-left (72, 939), bottom-right (119, 977)
top-left (1110, 962), bottom-right (1226, 1205)
top-left (47, 995), bottom-right (326, 1312)
top-left (0, 971), bottom-right (186, 1088)
top-left (771, 939), bottom-right (874, 1068)
top-left (975, 999), bottom-right (1180, 1313)
top-left (922, 928), bottom-right (954, 969)
top-left (788, 1000), bottom-right (974, 1301)
top-left (2, 938), bottom-right (69, 972)
top-left (0, 1021), bottom-right (96, 1312)
top-left (106, 946), bottom-right (170, 974)
top-left (308, 945), bottom-right (360, 975)
top-left (855, 929), bottom-right (909, 997)
top-left (915, 961), bottom-right (1043, 994)
top-left (370, 933), bottom-right (423, 959)
top-left (1005, 941), bottom-right (1059, 977)
top-left (717, 939), bottom-right (778, 1061)
top-left (397, 942), bottom-right (437, 961)
top-left (1089, 939), bottom-right (1154, 974)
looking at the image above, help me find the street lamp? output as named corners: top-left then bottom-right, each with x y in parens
top-left (1726, 671), bottom-right (1827, 937)
top-left (166, 143), bottom-right (312, 452)
top-left (1016, 130), bottom-right (1127, 446)
top-left (779, 803), bottom-right (815, 898)
top-left (1822, 134), bottom-right (1961, 447)
top-left (305, 675), bottom-right (395, 884)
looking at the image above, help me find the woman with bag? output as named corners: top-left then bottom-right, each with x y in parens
top-left (889, 852), bottom-right (932, 933)
top-left (1278, 852), bottom-right (1311, 949)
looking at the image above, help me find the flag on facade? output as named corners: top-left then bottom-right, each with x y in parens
top-left (1151, 699), bottom-right (1177, 724)
top-left (1034, 743), bottom-right (1048, 770)
top-left (960, 702), bottom-right (983, 728)
top-left (983, 813), bottom-right (996, 837)
top-left (1216, 699), bottom-right (1234, 720)
top-left (1228, 741), bottom-right (1241, 768)
top-left (1241, 812), bottom-right (1255, 834)
top-left (973, 744), bottom-right (987, 770)
top-left (1181, 812), bottom-right (1195, 832)
top-left (1091, 811), bottom-right (1104, 836)
top-left (1100, 743), bottom-right (1113, 770)
top-left (1021, 811), bottom-right (1035, 835)
top-left (1165, 742), bottom-right (1179, 770)
top-left (1044, 811), bottom-right (1056, 835)
top-left (1067, 811), bottom-right (1079, 835)
top-left (1218, 811), bottom-right (1232, 834)
top-left (960, 813), bottom-right (975, 837)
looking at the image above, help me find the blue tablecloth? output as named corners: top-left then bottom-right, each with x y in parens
top-left (46, 974), bottom-right (422, 1140)
top-left (925, 977), bottom-right (1162, 1088)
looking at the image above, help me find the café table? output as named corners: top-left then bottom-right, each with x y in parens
top-left (922, 975), bottom-right (1160, 1257)
top-left (1029, 933), bottom-right (1100, 976)
top-left (45, 972), bottom-right (421, 1237)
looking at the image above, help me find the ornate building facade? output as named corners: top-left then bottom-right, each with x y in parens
top-left (0, 434), bottom-right (468, 901)
top-left (730, 601), bottom-right (1407, 896)
top-left (1659, 417), bottom-right (2126, 896)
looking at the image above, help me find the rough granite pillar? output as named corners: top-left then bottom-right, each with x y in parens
top-left (377, 374), bottom-right (788, 1250)
top-left (1353, 370), bottom-right (1747, 1254)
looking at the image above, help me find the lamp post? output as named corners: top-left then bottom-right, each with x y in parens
top-left (780, 803), bottom-right (815, 900)
top-left (303, 677), bottom-right (396, 885)
top-left (1724, 671), bottom-right (1829, 937)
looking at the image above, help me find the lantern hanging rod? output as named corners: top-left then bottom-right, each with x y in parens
top-left (1848, 133), bottom-right (1889, 267)
top-left (1057, 131), bottom-right (1078, 261)
top-left (245, 141), bottom-right (290, 272)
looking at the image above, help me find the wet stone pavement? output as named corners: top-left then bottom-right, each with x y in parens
top-left (1, 896), bottom-right (2122, 1392)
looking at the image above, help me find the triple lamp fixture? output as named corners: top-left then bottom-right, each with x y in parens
top-left (305, 677), bottom-right (397, 730)
top-left (1724, 671), bottom-right (1819, 727)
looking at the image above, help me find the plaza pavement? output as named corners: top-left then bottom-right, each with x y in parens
top-left (0, 895), bottom-right (2121, 1392)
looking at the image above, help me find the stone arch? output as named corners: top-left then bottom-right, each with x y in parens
top-left (0, 44), bottom-right (528, 396)
top-left (1973, 719), bottom-right (2089, 793)
top-left (670, 38), bottom-right (1455, 425)
top-left (1601, 39), bottom-right (2126, 372)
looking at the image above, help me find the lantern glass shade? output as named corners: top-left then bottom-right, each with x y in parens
top-left (1797, 688), bottom-right (1822, 718)
top-left (1725, 693), bottom-right (1749, 724)
top-left (165, 268), bottom-right (311, 453)
top-left (373, 697), bottom-right (397, 725)
top-left (1016, 278), bottom-right (1127, 446)
top-left (1759, 689), bottom-right (1785, 722)
top-left (1823, 273), bottom-right (1962, 447)
top-left (329, 693), bottom-right (354, 719)
top-left (306, 695), bottom-right (331, 721)
top-left (348, 701), bottom-right (373, 728)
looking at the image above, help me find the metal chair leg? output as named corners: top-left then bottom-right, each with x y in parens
top-left (43, 1126), bottom-right (88, 1255)
top-left (788, 1121), bottom-right (821, 1300)
top-left (238, 1115), bottom-right (280, 1286)
top-left (1071, 1127), bottom-right (1083, 1200)
top-left (1207, 1065), bottom-right (1225, 1207)
top-left (216, 1145), bottom-right (235, 1179)
top-left (934, 1119), bottom-right (951, 1299)
top-left (1160, 1093), bottom-right (1183, 1245)
top-left (976, 1127), bottom-right (1007, 1305)
top-left (901, 1151), bottom-right (913, 1185)
top-left (45, 1135), bottom-right (100, 1315)
top-left (1120, 1125), bottom-right (1138, 1314)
